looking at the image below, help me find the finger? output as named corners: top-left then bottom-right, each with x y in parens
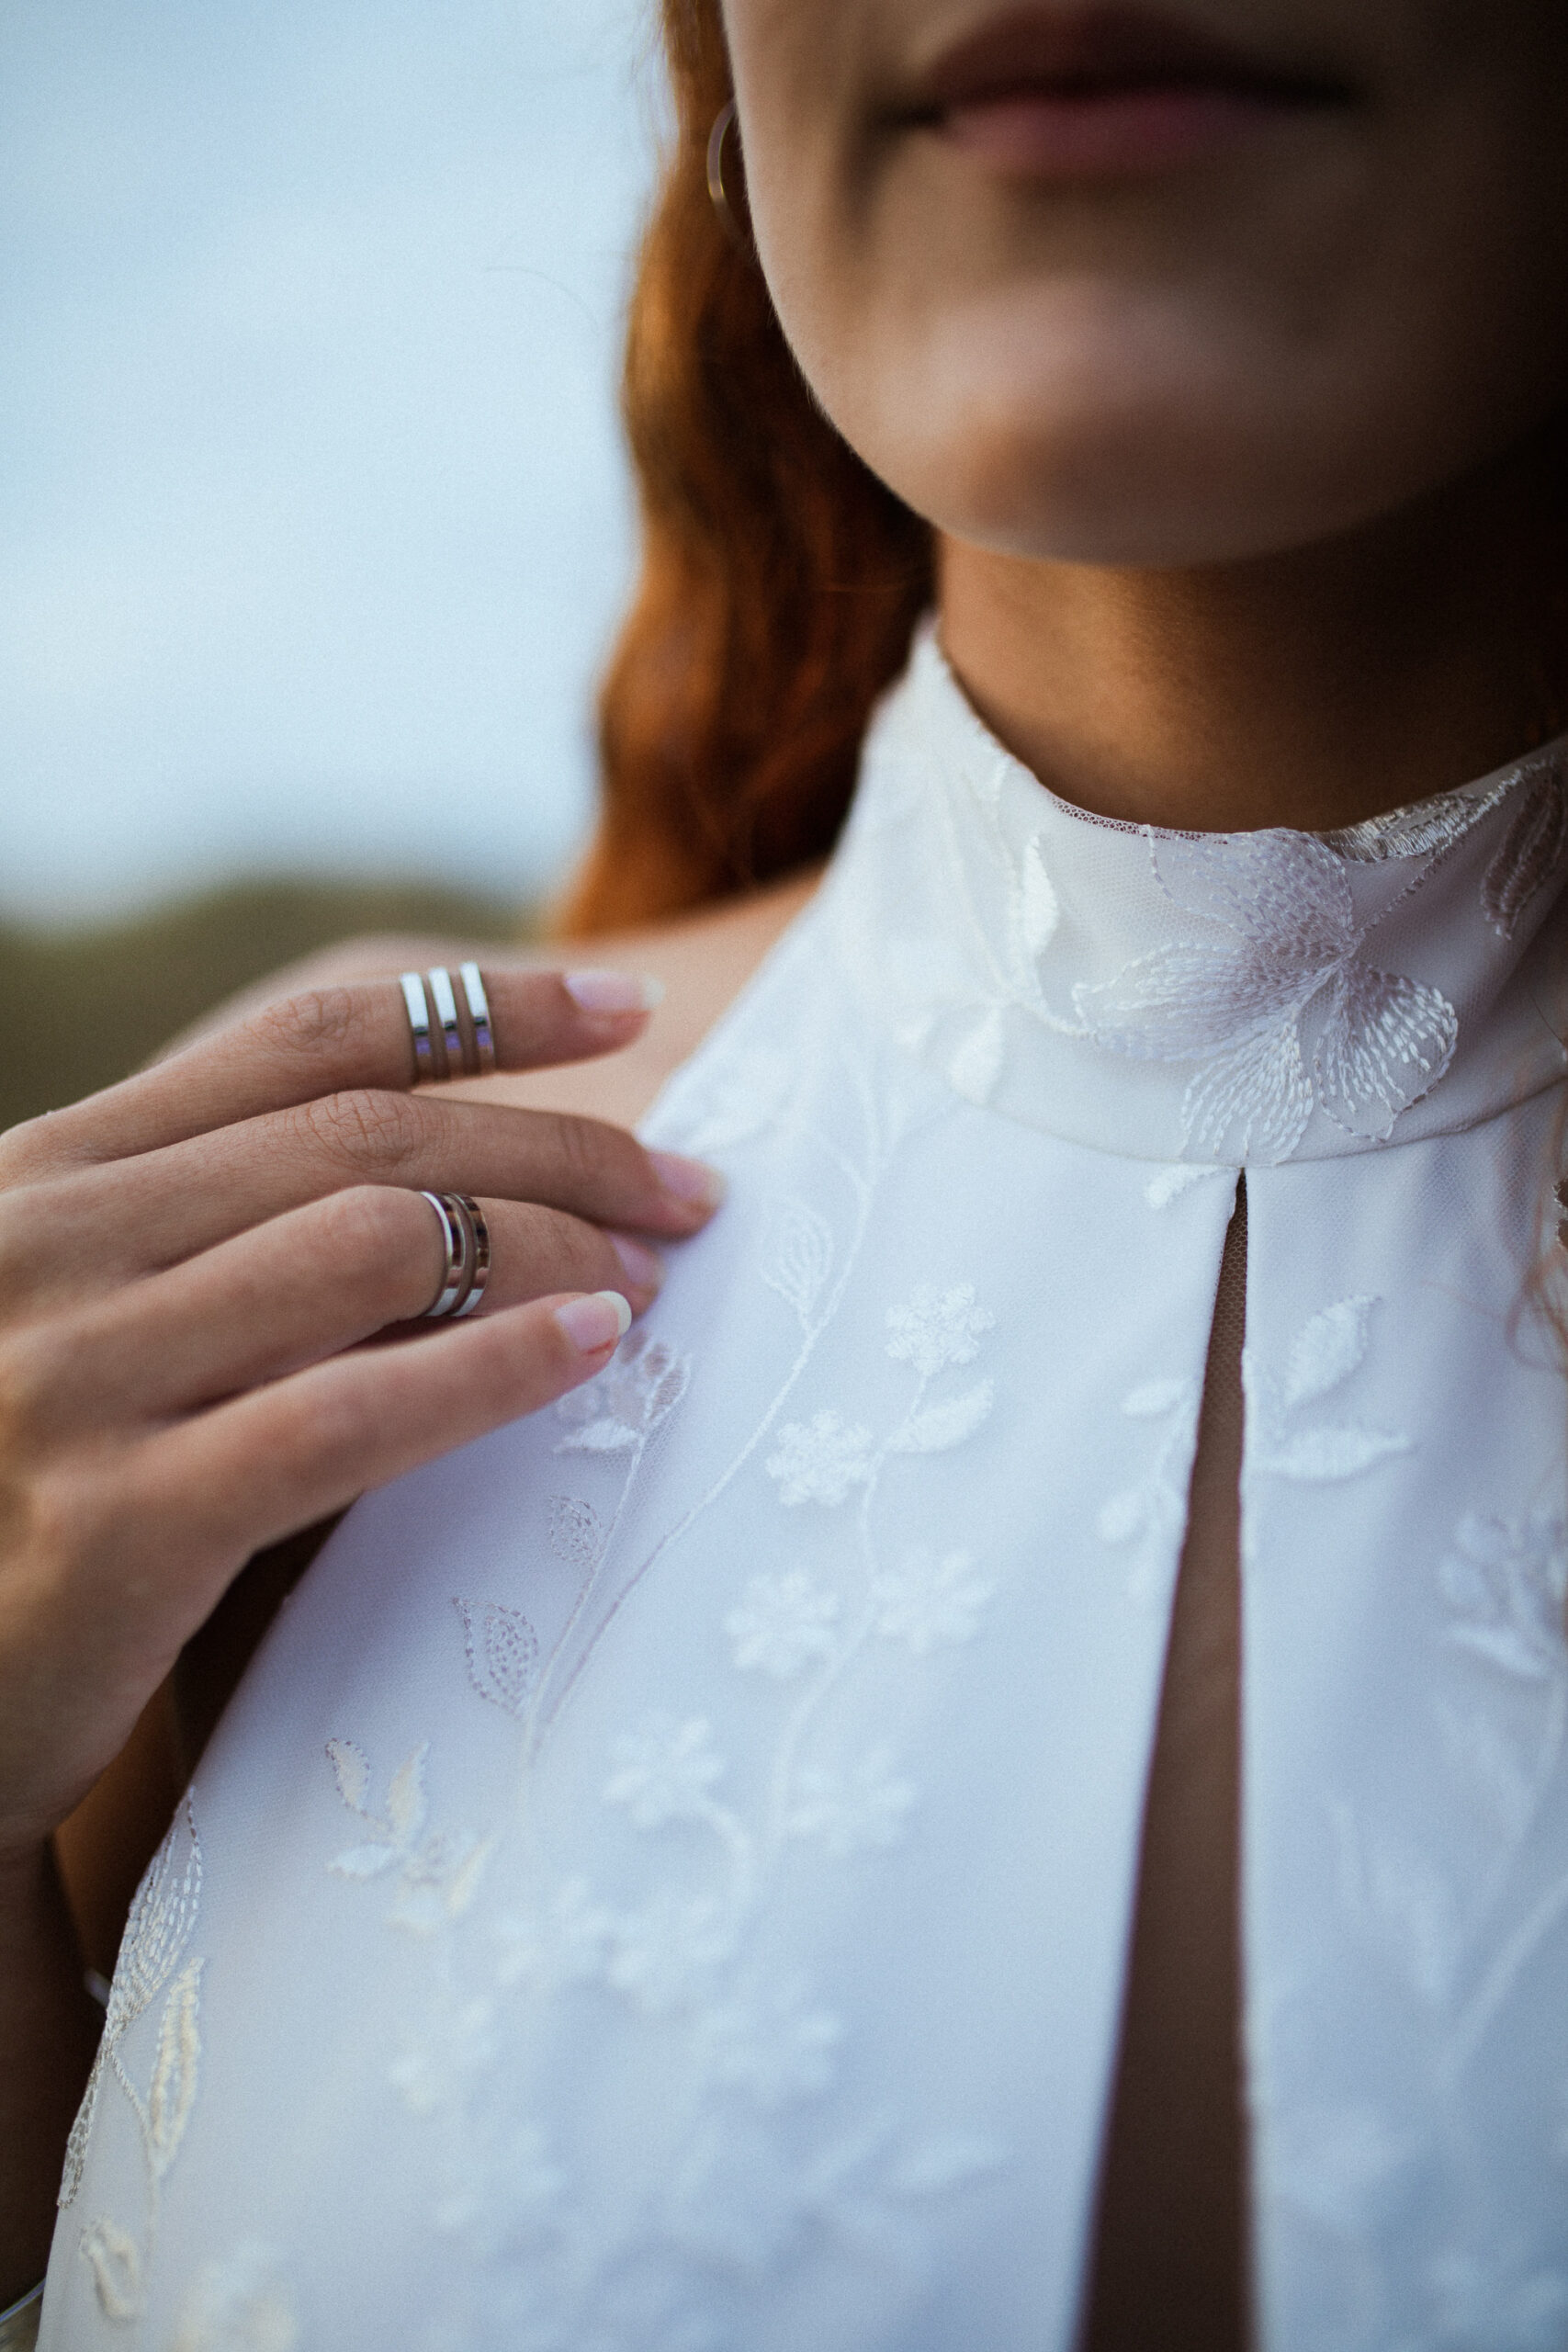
top-left (0, 966), bottom-right (666, 1173)
top-left (28, 1189), bottom-right (663, 1424)
top-left (3, 1093), bottom-right (720, 1308)
top-left (129, 1290), bottom-right (633, 1606)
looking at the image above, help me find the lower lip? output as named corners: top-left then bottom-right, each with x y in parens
top-left (940, 87), bottom-right (1310, 177)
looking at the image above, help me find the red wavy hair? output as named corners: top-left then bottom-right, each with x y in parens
top-left (558, 0), bottom-right (933, 935)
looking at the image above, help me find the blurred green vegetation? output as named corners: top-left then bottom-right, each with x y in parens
top-left (0, 876), bottom-right (527, 1134)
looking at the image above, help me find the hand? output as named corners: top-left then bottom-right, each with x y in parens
top-left (0, 968), bottom-right (722, 1865)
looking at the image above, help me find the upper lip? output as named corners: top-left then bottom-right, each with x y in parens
top-left (897, 6), bottom-right (1355, 118)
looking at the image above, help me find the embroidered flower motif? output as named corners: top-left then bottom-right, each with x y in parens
top-left (1073, 831), bottom-right (1459, 1162)
top-left (886, 1283), bottom-right (995, 1378)
top-left (726, 1571), bottom-right (840, 1679)
top-left (695, 1983), bottom-right (844, 2108)
top-left (787, 1748), bottom-right (916, 1857)
top-left (604, 1714), bottom-right (726, 1828)
top-left (1246, 1295), bottom-right (1412, 1481)
top-left (1441, 1512), bottom-right (1568, 1682)
top-left (765, 1410), bottom-right (875, 1507)
top-left (554, 1329), bottom-right (691, 1454)
top-left (871, 1548), bottom-right (995, 1653)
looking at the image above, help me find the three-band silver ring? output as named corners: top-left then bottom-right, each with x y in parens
top-left (400, 963), bottom-right (496, 1084)
top-left (418, 1191), bottom-right (491, 1320)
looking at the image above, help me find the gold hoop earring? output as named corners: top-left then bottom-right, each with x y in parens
top-left (706, 100), bottom-right (752, 254)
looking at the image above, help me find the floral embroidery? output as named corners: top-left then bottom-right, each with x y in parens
top-left (667, 1045), bottom-right (794, 1157)
top-left (603, 1715), bottom-right (727, 1829)
top-left (870, 1548), bottom-right (995, 1653)
top-left (727, 1571), bottom-right (841, 1679)
top-left (694, 1983), bottom-right (844, 2107)
top-left (327, 1739), bottom-right (491, 1934)
top-left (1074, 831), bottom-right (1459, 1162)
top-left (454, 1598), bottom-right (540, 1717)
top-left (67, 1797), bottom-right (208, 2320)
top-left (762, 1198), bottom-right (836, 1326)
top-left (554, 1328), bottom-right (691, 1454)
top-left (886, 1282), bottom-right (994, 1377)
top-left (547, 1494), bottom-right (605, 1573)
top-left (1481, 760), bottom-right (1568, 938)
top-left (1245, 1295), bottom-right (1412, 1481)
top-left (766, 1410), bottom-right (876, 1506)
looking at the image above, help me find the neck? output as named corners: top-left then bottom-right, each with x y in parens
top-left (938, 428), bottom-right (1568, 835)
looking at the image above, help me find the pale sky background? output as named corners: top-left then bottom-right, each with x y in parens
top-left (0, 0), bottom-right (660, 924)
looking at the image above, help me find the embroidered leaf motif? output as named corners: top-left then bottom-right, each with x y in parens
top-left (107, 1796), bottom-right (203, 2040)
top-left (765, 1410), bottom-right (875, 1506)
top-left (80, 2215), bottom-right (143, 2321)
top-left (1248, 1295), bottom-right (1411, 1485)
top-left (454, 1598), bottom-right (540, 1716)
top-left (1266, 1427), bottom-right (1412, 1482)
top-left (888, 1382), bottom-right (994, 1453)
top-left (672, 1046), bottom-right (792, 1156)
top-left (1018, 834), bottom-right (1059, 957)
top-left (1483, 761), bottom-right (1568, 937)
top-left (386, 1745), bottom-right (428, 1844)
top-left (148, 1960), bottom-right (203, 2177)
top-left (324, 1736), bottom-right (370, 1816)
top-left (762, 1199), bottom-right (835, 1325)
top-left (547, 1494), bottom-right (604, 1573)
top-left (1283, 1296), bottom-right (1372, 1408)
top-left (727, 1571), bottom-right (840, 1679)
top-left (1074, 829), bottom-right (1458, 1163)
top-left (554, 1329), bottom-right (692, 1454)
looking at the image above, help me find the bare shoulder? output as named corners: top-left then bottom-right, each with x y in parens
top-left (209, 867), bottom-right (821, 1130)
top-left (478, 870), bottom-right (820, 1127)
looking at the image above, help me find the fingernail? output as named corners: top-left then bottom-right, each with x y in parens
top-left (649, 1150), bottom-right (728, 1213)
top-left (555, 1291), bottom-right (632, 1351)
top-left (563, 969), bottom-right (664, 1016)
top-left (607, 1231), bottom-right (665, 1295)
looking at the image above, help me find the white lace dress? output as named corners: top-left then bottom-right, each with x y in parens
top-left (44, 632), bottom-right (1568, 2352)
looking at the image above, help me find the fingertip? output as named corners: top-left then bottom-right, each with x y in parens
top-left (553, 1290), bottom-right (632, 1354)
top-left (649, 1150), bottom-right (727, 1219)
top-left (562, 970), bottom-right (665, 1017)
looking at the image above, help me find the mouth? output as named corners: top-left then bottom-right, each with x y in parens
top-left (896, 6), bottom-right (1356, 178)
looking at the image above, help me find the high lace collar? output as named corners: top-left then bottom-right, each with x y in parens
top-left (825, 626), bottom-right (1568, 1165)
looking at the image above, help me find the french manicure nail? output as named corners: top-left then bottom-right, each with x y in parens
top-left (649, 1150), bottom-right (728, 1213)
top-left (555, 1291), bottom-right (632, 1352)
top-left (608, 1231), bottom-right (665, 1295)
top-left (563, 969), bottom-right (665, 1015)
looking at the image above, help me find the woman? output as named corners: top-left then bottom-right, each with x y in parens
top-left (6, 0), bottom-right (1568, 2343)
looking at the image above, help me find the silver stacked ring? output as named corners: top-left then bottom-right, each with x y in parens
top-left (419, 1191), bottom-right (492, 1320)
top-left (400, 963), bottom-right (496, 1082)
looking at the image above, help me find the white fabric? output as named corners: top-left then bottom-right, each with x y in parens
top-left (45, 632), bottom-right (1568, 2352)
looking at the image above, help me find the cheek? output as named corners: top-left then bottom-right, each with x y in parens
top-left (752, 92), bottom-right (1568, 568)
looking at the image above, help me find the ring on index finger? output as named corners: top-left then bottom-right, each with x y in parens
top-left (400, 964), bottom-right (496, 1083)
top-left (419, 1191), bottom-right (491, 1320)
